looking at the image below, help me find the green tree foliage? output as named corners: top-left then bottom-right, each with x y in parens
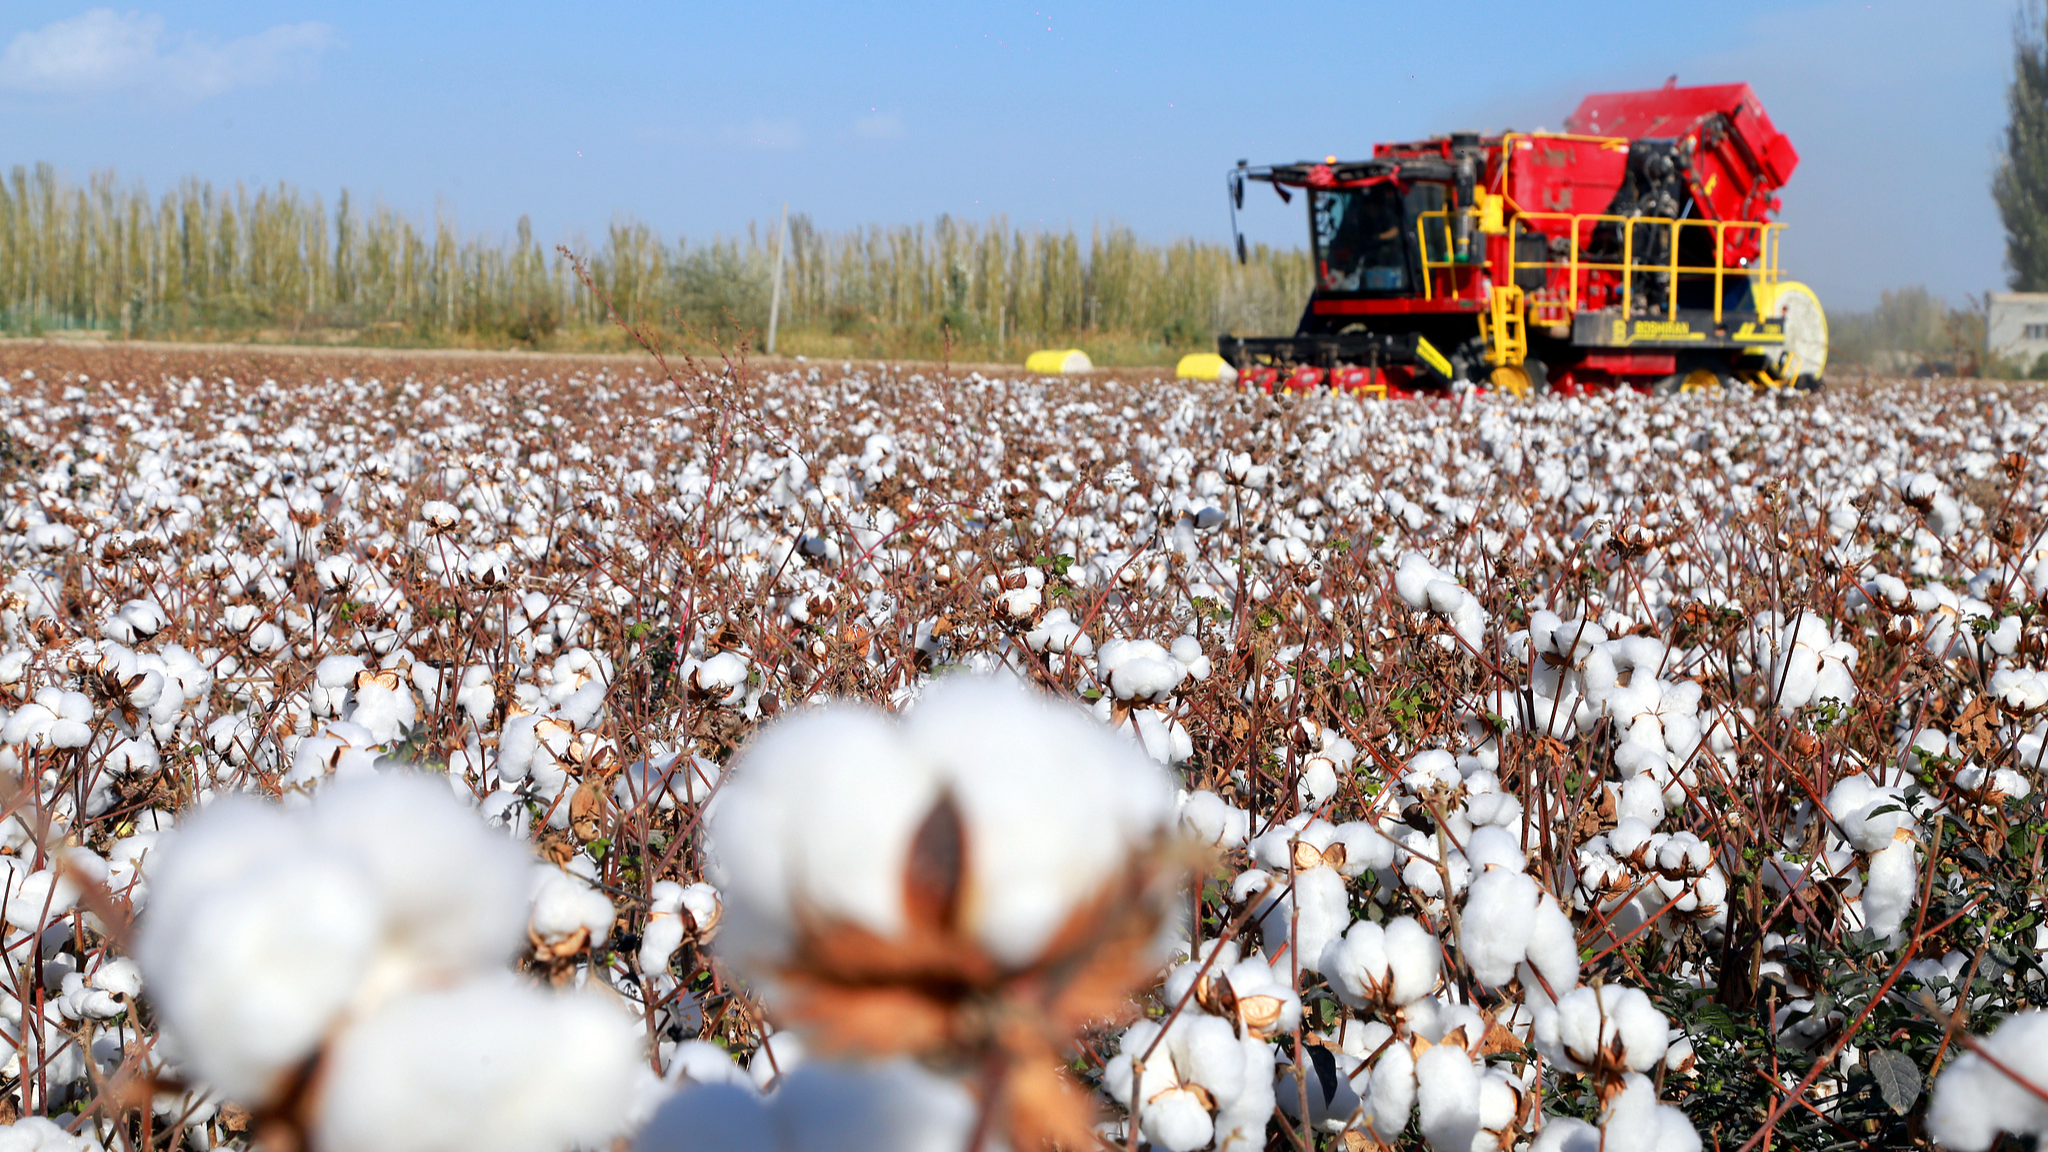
top-left (1996, 4), bottom-right (2048, 290)
top-left (0, 164), bottom-right (1309, 362)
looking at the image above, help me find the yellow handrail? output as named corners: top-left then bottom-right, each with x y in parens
top-left (1422, 206), bottom-right (1784, 325)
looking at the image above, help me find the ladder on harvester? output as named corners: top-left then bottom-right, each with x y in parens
top-left (1478, 285), bottom-right (1532, 395)
top-left (1481, 285), bottom-right (1527, 367)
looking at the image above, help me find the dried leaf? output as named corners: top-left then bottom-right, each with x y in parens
top-left (1867, 1047), bottom-right (1921, 1115)
top-left (568, 780), bottom-right (606, 842)
top-left (1956, 694), bottom-right (2003, 763)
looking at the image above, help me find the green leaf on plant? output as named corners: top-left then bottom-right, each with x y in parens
top-left (1867, 1048), bottom-right (1920, 1115)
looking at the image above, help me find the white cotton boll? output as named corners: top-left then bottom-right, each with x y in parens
top-left (530, 865), bottom-right (616, 951)
top-left (1323, 916), bottom-right (1440, 1008)
top-left (664, 1039), bottom-right (749, 1088)
top-left (136, 776), bottom-right (535, 1104)
top-left (1108, 655), bottom-right (1185, 703)
top-left (1403, 749), bottom-right (1462, 796)
top-left (679, 1059), bottom-right (978, 1152)
top-left (1535, 984), bottom-right (1669, 1075)
top-left (1927, 1010), bottom-right (2048, 1150)
top-left (1598, 1073), bottom-right (1702, 1152)
top-left (1861, 839), bottom-right (1918, 946)
top-left (1396, 553), bottom-right (1446, 610)
top-left (1530, 1115), bottom-right (1602, 1152)
top-left (1298, 756), bottom-right (1340, 807)
top-left (314, 977), bottom-right (642, 1152)
top-left (4, 868), bottom-right (79, 931)
top-left (308, 774), bottom-right (534, 981)
top-left (1023, 607), bottom-right (1093, 656)
top-left (349, 679), bottom-right (418, 745)
top-left (632, 1082), bottom-right (772, 1152)
top-left (1520, 893), bottom-right (1582, 1003)
top-left (556, 681), bottom-right (607, 729)
top-left (640, 884), bottom-right (690, 977)
top-left (1617, 773), bottom-right (1666, 828)
top-left (136, 799), bottom-right (384, 1102)
top-left (709, 676), bottom-right (1174, 974)
top-left (1826, 774), bottom-right (1910, 854)
top-left (1274, 866), bottom-right (1351, 972)
top-left (1461, 869), bottom-right (1540, 987)
top-left (1170, 635), bottom-right (1211, 680)
top-left (747, 1032), bottom-right (807, 1091)
top-left (1365, 1038), bottom-right (1417, 1143)
top-left (1464, 825), bottom-right (1525, 874)
top-left (707, 707), bottom-right (939, 968)
top-left (1178, 790), bottom-right (1250, 849)
top-left (1415, 1042), bottom-right (1481, 1152)
top-left (900, 676), bottom-right (1173, 965)
top-left (1248, 815), bottom-right (1319, 871)
top-left (314, 654), bottom-right (369, 714)
top-left (1333, 820), bottom-right (1396, 874)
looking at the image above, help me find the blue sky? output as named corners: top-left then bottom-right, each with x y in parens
top-left (0, 0), bottom-right (2017, 311)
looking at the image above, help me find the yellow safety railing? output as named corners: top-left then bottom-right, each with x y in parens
top-left (1417, 207), bottom-right (1783, 325)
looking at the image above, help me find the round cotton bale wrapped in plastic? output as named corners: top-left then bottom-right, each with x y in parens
top-left (1025, 349), bottom-right (1093, 374)
top-left (1174, 353), bottom-right (1238, 384)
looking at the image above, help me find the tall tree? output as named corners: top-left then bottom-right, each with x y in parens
top-left (1997, 3), bottom-right (2048, 290)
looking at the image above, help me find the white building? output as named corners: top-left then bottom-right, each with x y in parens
top-left (1988, 292), bottom-right (2048, 368)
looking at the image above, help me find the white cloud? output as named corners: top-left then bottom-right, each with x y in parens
top-left (0, 8), bottom-right (336, 97)
top-left (721, 117), bottom-right (804, 151)
top-left (854, 111), bottom-right (905, 142)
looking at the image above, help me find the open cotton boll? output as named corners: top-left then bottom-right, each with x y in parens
top-left (1534, 984), bottom-right (1669, 1077)
top-left (1464, 825), bottom-right (1526, 874)
top-left (1520, 893), bottom-right (1582, 1003)
top-left (1260, 865), bottom-right (1351, 971)
top-left (1101, 1014), bottom-right (1252, 1152)
top-left (1177, 790), bottom-right (1250, 849)
top-left (1825, 774), bottom-right (1911, 853)
top-left (0, 1116), bottom-right (103, 1150)
top-left (305, 773), bottom-right (533, 982)
top-left (1023, 607), bottom-right (1093, 656)
top-left (639, 1059), bottom-right (979, 1152)
top-left (313, 977), bottom-right (642, 1152)
top-left (1364, 1038), bottom-right (1417, 1143)
top-left (707, 675), bottom-right (1174, 975)
top-left (136, 800), bottom-right (384, 1102)
top-left (1322, 916), bottom-right (1441, 1010)
top-left (530, 864), bottom-right (616, 956)
top-left (1415, 1041), bottom-right (1482, 1152)
top-left (1596, 1073), bottom-right (1703, 1152)
top-left (1461, 869), bottom-right (1542, 987)
top-left (1927, 1010), bottom-right (2048, 1150)
top-left (135, 775), bottom-right (534, 1104)
top-left (1395, 552), bottom-right (1451, 610)
top-left (1860, 838), bottom-right (1918, 946)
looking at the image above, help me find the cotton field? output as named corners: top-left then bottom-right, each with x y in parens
top-left (0, 344), bottom-right (2045, 1152)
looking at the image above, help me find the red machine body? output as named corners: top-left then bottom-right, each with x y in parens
top-left (1219, 81), bottom-right (1817, 396)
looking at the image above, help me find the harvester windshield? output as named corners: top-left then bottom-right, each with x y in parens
top-left (1312, 186), bottom-right (1407, 292)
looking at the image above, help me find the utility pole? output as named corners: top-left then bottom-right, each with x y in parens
top-left (766, 202), bottom-right (788, 356)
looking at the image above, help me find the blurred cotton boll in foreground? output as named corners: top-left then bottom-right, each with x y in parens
top-left (637, 1060), bottom-right (979, 1152)
top-left (133, 772), bottom-right (640, 1151)
top-left (701, 673), bottom-right (1183, 1148)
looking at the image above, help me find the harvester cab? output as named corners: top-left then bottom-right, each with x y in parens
top-left (1219, 81), bottom-right (1825, 397)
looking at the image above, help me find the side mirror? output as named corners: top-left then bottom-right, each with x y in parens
top-left (1236, 234), bottom-right (1248, 265)
top-left (1230, 169), bottom-right (1245, 211)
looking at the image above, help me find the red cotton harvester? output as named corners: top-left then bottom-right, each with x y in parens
top-left (1218, 80), bottom-right (1826, 398)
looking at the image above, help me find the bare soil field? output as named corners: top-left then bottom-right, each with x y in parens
top-left (0, 340), bottom-right (2042, 1152)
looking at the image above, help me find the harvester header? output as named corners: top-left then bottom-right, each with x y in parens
top-left (1220, 80), bottom-right (1825, 396)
